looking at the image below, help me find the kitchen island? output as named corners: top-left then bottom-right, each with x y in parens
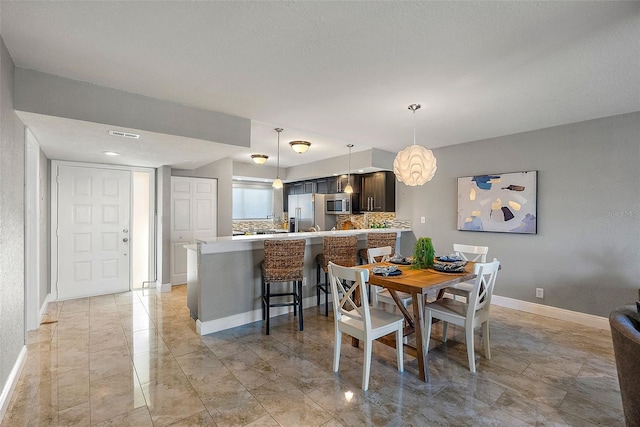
top-left (186, 228), bottom-right (412, 335)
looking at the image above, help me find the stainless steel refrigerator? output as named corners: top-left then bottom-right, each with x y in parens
top-left (288, 194), bottom-right (336, 232)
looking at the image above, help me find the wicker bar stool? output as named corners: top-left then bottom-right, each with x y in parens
top-left (358, 232), bottom-right (397, 264)
top-left (316, 235), bottom-right (358, 316)
top-left (261, 239), bottom-right (306, 335)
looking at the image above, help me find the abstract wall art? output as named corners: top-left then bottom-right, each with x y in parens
top-left (457, 171), bottom-right (537, 234)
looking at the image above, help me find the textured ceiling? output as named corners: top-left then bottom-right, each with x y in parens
top-left (1, 1), bottom-right (638, 169)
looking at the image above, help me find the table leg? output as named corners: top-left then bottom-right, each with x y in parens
top-left (412, 291), bottom-right (429, 382)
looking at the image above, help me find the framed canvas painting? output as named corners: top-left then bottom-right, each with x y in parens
top-left (457, 170), bottom-right (537, 234)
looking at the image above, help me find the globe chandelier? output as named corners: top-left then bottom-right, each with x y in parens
top-left (393, 104), bottom-right (437, 186)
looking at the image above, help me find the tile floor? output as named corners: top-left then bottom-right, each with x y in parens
top-left (2, 285), bottom-right (623, 426)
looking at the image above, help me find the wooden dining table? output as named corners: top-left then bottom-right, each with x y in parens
top-left (358, 261), bottom-right (476, 382)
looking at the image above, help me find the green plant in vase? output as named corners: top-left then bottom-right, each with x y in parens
top-left (412, 237), bottom-right (435, 269)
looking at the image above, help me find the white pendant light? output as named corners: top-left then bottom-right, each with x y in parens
top-left (393, 104), bottom-right (437, 186)
top-left (272, 128), bottom-right (283, 189)
top-left (344, 144), bottom-right (354, 194)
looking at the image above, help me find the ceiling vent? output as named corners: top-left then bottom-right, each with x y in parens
top-left (109, 130), bottom-right (140, 139)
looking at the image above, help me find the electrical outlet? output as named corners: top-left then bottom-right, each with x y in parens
top-left (302, 277), bottom-right (307, 287)
top-left (420, 216), bottom-right (426, 224)
top-left (536, 288), bottom-right (544, 299)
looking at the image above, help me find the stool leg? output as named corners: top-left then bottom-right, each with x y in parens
top-left (265, 282), bottom-right (270, 335)
top-left (261, 276), bottom-right (266, 320)
top-left (298, 280), bottom-right (304, 331)
top-left (316, 264), bottom-right (321, 306)
top-left (324, 271), bottom-right (329, 317)
top-left (293, 281), bottom-right (297, 317)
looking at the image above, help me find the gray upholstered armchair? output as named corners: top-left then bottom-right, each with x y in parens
top-left (610, 304), bottom-right (640, 426)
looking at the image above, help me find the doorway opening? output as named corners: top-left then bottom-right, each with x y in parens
top-left (132, 171), bottom-right (153, 289)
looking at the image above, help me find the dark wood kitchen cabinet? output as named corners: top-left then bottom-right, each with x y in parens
top-left (360, 171), bottom-right (396, 212)
top-left (327, 175), bottom-right (360, 194)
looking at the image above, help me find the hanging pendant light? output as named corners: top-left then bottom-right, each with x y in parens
top-left (393, 104), bottom-right (437, 186)
top-left (344, 144), bottom-right (354, 194)
top-left (272, 128), bottom-right (283, 189)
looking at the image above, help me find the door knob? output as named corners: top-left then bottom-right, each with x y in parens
top-left (123, 237), bottom-right (129, 243)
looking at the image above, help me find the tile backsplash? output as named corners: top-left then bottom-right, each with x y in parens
top-left (233, 219), bottom-right (285, 232)
top-left (336, 212), bottom-right (397, 230)
top-left (233, 213), bottom-right (411, 233)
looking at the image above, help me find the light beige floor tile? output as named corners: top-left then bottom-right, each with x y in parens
top-left (133, 349), bottom-right (183, 385)
top-left (57, 401), bottom-right (91, 426)
top-left (57, 367), bottom-right (90, 411)
top-left (244, 414), bottom-right (281, 427)
top-left (1, 288), bottom-right (624, 427)
top-left (89, 326), bottom-right (127, 353)
top-left (203, 388), bottom-right (268, 426)
top-left (89, 369), bottom-right (147, 424)
top-left (167, 410), bottom-right (217, 426)
top-left (126, 327), bottom-right (168, 354)
top-left (559, 392), bottom-right (624, 426)
top-left (89, 344), bottom-right (132, 380)
top-left (92, 405), bottom-right (154, 427)
top-left (142, 373), bottom-right (206, 427)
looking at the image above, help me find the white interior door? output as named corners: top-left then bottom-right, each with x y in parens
top-left (170, 177), bottom-right (217, 285)
top-left (193, 179), bottom-right (217, 238)
top-left (171, 178), bottom-right (192, 285)
top-left (57, 165), bottom-right (131, 299)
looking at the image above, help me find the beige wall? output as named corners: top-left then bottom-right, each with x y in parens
top-left (0, 34), bottom-right (26, 402)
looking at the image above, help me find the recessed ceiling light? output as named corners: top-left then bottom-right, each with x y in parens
top-left (102, 151), bottom-right (120, 156)
top-left (358, 169), bottom-right (364, 173)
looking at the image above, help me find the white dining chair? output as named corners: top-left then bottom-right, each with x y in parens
top-left (367, 247), bottom-right (413, 312)
top-left (425, 259), bottom-right (500, 373)
top-left (328, 262), bottom-right (404, 391)
top-left (443, 244), bottom-right (489, 301)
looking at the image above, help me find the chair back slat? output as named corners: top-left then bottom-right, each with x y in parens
top-left (367, 246), bottom-right (392, 264)
top-left (328, 262), bottom-right (371, 330)
top-left (466, 259), bottom-right (500, 317)
top-left (453, 243), bottom-right (488, 263)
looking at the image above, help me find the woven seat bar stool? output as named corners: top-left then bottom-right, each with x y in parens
top-left (316, 235), bottom-right (358, 316)
top-left (358, 232), bottom-right (397, 265)
top-left (261, 239), bottom-right (306, 335)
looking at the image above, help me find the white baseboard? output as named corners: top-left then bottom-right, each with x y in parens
top-left (491, 295), bottom-right (609, 330)
top-left (159, 282), bottom-right (171, 293)
top-left (0, 346), bottom-right (27, 423)
top-left (195, 293), bottom-right (610, 336)
top-left (38, 293), bottom-right (52, 324)
top-left (197, 296), bottom-right (318, 335)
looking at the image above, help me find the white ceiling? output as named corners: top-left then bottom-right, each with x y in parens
top-left (1, 1), bottom-right (638, 170)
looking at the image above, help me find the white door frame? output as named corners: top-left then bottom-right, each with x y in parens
top-left (51, 160), bottom-right (155, 300)
top-left (25, 130), bottom-right (40, 331)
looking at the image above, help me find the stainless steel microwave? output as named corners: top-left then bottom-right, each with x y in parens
top-left (325, 194), bottom-right (353, 214)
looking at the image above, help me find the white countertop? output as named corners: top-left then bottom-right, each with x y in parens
top-left (196, 228), bottom-right (412, 254)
